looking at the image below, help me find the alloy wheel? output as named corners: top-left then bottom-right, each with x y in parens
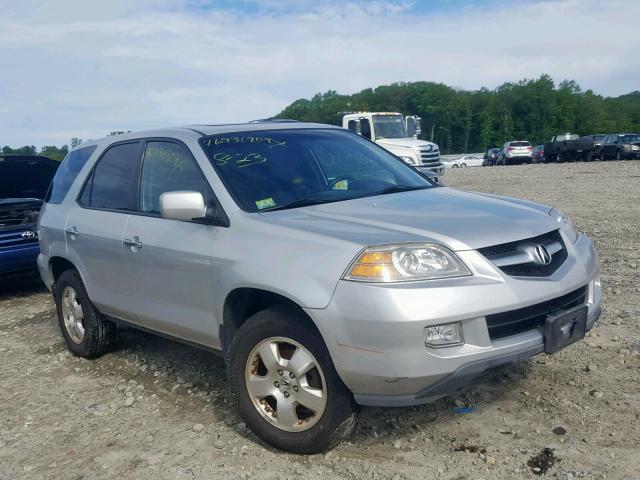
top-left (62, 285), bottom-right (85, 343)
top-left (245, 337), bottom-right (327, 432)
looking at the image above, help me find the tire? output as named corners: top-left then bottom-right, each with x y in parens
top-left (452, 164), bottom-right (458, 168)
top-left (556, 153), bottom-right (562, 163)
top-left (461, 163), bottom-right (467, 168)
top-left (228, 308), bottom-right (357, 454)
top-left (54, 269), bottom-right (116, 358)
top-left (616, 150), bottom-right (622, 161)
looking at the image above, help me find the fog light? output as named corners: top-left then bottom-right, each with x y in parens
top-left (424, 323), bottom-right (464, 348)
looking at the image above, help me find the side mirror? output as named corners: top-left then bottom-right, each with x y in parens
top-left (160, 191), bottom-right (207, 222)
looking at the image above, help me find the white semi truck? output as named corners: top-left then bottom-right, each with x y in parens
top-left (341, 112), bottom-right (444, 181)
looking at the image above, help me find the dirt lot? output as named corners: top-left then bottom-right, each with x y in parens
top-left (1, 161), bottom-right (639, 480)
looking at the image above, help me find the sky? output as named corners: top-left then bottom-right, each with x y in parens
top-left (1, 0), bottom-right (638, 147)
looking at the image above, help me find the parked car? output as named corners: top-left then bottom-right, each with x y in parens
top-left (532, 145), bottom-right (545, 163)
top-left (544, 134), bottom-right (595, 162)
top-left (0, 154), bottom-right (58, 275)
top-left (452, 155), bottom-right (484, 168)
top-left (579, 134), bottom-right (606, 160)
top-left (38, 123), bottom-right (601, 453)
top-left (497, 140), bottom-right (533, 165)
top-left (600, 133), bottom-right (640, 160)
top-left (482, 147), bottom-right (500, 166)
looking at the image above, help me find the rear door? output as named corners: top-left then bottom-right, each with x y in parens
top-left (65, 141), bottom-right (142, 319)
top-left (121, 139), bottom-right (219, 347)
top-left (39, 145), bottom-right (97, 278)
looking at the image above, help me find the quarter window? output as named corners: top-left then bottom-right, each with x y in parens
top-left (139, 141), bottom-right (212, 214)
top-left (46, 146), bottom-right (97, 204)
top-left (81, 142), bottom-right (141, 211)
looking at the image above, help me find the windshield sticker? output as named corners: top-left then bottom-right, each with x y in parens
top-left (205, 136), bottom-right (287, 149)
top-left (255, 197), bottom-right (276, 210)
top-left (213, 152), bottom-right (266, 168)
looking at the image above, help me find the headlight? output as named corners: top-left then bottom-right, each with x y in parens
top-left (344, 243), bottom-right (471, 282)
top-left (550, 208), bottom-right (579, 244)
top-left (400, 155), bottom-right (419, 166)
top-left (632, 145), bottom-right (639, 151)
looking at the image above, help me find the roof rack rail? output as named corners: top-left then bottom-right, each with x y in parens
top-left (249, 118), bottom-right (300, 123)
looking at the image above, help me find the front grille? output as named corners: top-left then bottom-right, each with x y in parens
top-left (420, 161), bottom-right (442, 168)
top-left (0, 228), bottom-right (38, 249)
top-left (478, 229), bottom-right (567, 277)
top-left (485, 286), bottom-right (588, 340)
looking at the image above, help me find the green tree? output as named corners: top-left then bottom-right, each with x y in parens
top-left (276, 75), bottom-right (640, 153)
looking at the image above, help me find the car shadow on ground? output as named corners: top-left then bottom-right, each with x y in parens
top-left (0, 271), bottom-right (47, 300)
top-left (110, 326), bottom-right (531, 452)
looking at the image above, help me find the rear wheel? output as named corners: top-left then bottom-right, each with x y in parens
top-left (228, 308), bottom-right (357, 453)
top-left (616, 150), bottom-right (622, 161)
top-left (54, 269), bottom-right (116, 358)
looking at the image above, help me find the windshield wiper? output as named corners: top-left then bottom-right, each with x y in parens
top-left (372, 185), bottom-right (431, 196)
top-left (260, 197), bottom-right (336, 212)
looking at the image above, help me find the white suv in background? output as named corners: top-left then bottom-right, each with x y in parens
top-left (498, 140), bottom-right (533, 165)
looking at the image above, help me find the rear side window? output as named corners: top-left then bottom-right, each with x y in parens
top-left (46, 146), bottom-right (97, 204)
top-left (80, 142), bottom-right (141, 211)
top-left (139, 141), bottom-right (213, 214)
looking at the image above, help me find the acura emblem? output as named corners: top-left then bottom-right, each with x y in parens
top-left (533, 244), bottom-right (552, 265)
top-left (22, 231), bottom-right (37, 240)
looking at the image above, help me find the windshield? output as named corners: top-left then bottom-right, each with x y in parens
top-left (621, 134), bottom-right (640, 143)
top-left (0, 156), bottom-right (58, 200)
top-left (200, 129), bottom-right (434, 213)
top-left (372, 115), bottom-right (407, 139)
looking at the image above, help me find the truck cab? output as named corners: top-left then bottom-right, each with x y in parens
top-left (341, 112), bottom-right (444, 181)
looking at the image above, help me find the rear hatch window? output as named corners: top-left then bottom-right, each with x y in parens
top-left (510, 142), bottom-right (531, 147)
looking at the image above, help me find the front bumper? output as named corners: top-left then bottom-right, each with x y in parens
top-left (417, 165), bottom-right (445, 178)
top-left (306, 232), bottom-right (601, 406)
top-left (0, 243), bottom-right (40, 275)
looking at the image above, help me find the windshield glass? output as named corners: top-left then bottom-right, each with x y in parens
top-left (200, 129), bottom-right (434, 213)
top-left (621, 134), bottom-right (640, 143)
top-left (372, 115), bottom-right (407, 139)
top-left (0, 156), bottom-right (58, 200)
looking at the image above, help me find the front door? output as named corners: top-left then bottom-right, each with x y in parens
top-left (122, 140), bottom-right (219, 347)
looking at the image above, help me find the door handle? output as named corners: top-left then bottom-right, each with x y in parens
top-left (123, 237), bottom-right (143, 249)
top-left (64, 226), bottom-right (79, 238)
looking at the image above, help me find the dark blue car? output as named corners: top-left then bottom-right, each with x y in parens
top-left (0, 155), bottom-right (58, 275)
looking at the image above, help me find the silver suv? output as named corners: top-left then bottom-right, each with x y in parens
top-left (38, 123), bottom-right (601, 453)
top-left (498, 140), bottom-right (533, 165)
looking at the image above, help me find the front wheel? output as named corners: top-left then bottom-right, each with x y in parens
top-left (228, 308), bottom-right (357, 453)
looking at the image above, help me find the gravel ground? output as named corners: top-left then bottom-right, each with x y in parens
top-left (1, 161), bottom-right (639, 480)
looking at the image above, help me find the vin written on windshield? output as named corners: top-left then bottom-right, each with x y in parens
top-left (199, 129), bottom-right (433, 213)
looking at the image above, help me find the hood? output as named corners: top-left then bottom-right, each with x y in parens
top-left (260, 188), bottom-right (557, 251)
top-left (0, 155), bottom-right (58, 200)
top-left (0, 198), bottom-right (43, 207)
top-left (376, 138), bottom-right (438, 151)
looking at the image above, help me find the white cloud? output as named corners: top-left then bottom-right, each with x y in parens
top-left (0, 0), bottom-right (638, 146)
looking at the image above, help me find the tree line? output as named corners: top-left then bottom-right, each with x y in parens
top-left (1, 145), bottom-right (69, 161)
top-left (275, 75), bottom-right (640, 154)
